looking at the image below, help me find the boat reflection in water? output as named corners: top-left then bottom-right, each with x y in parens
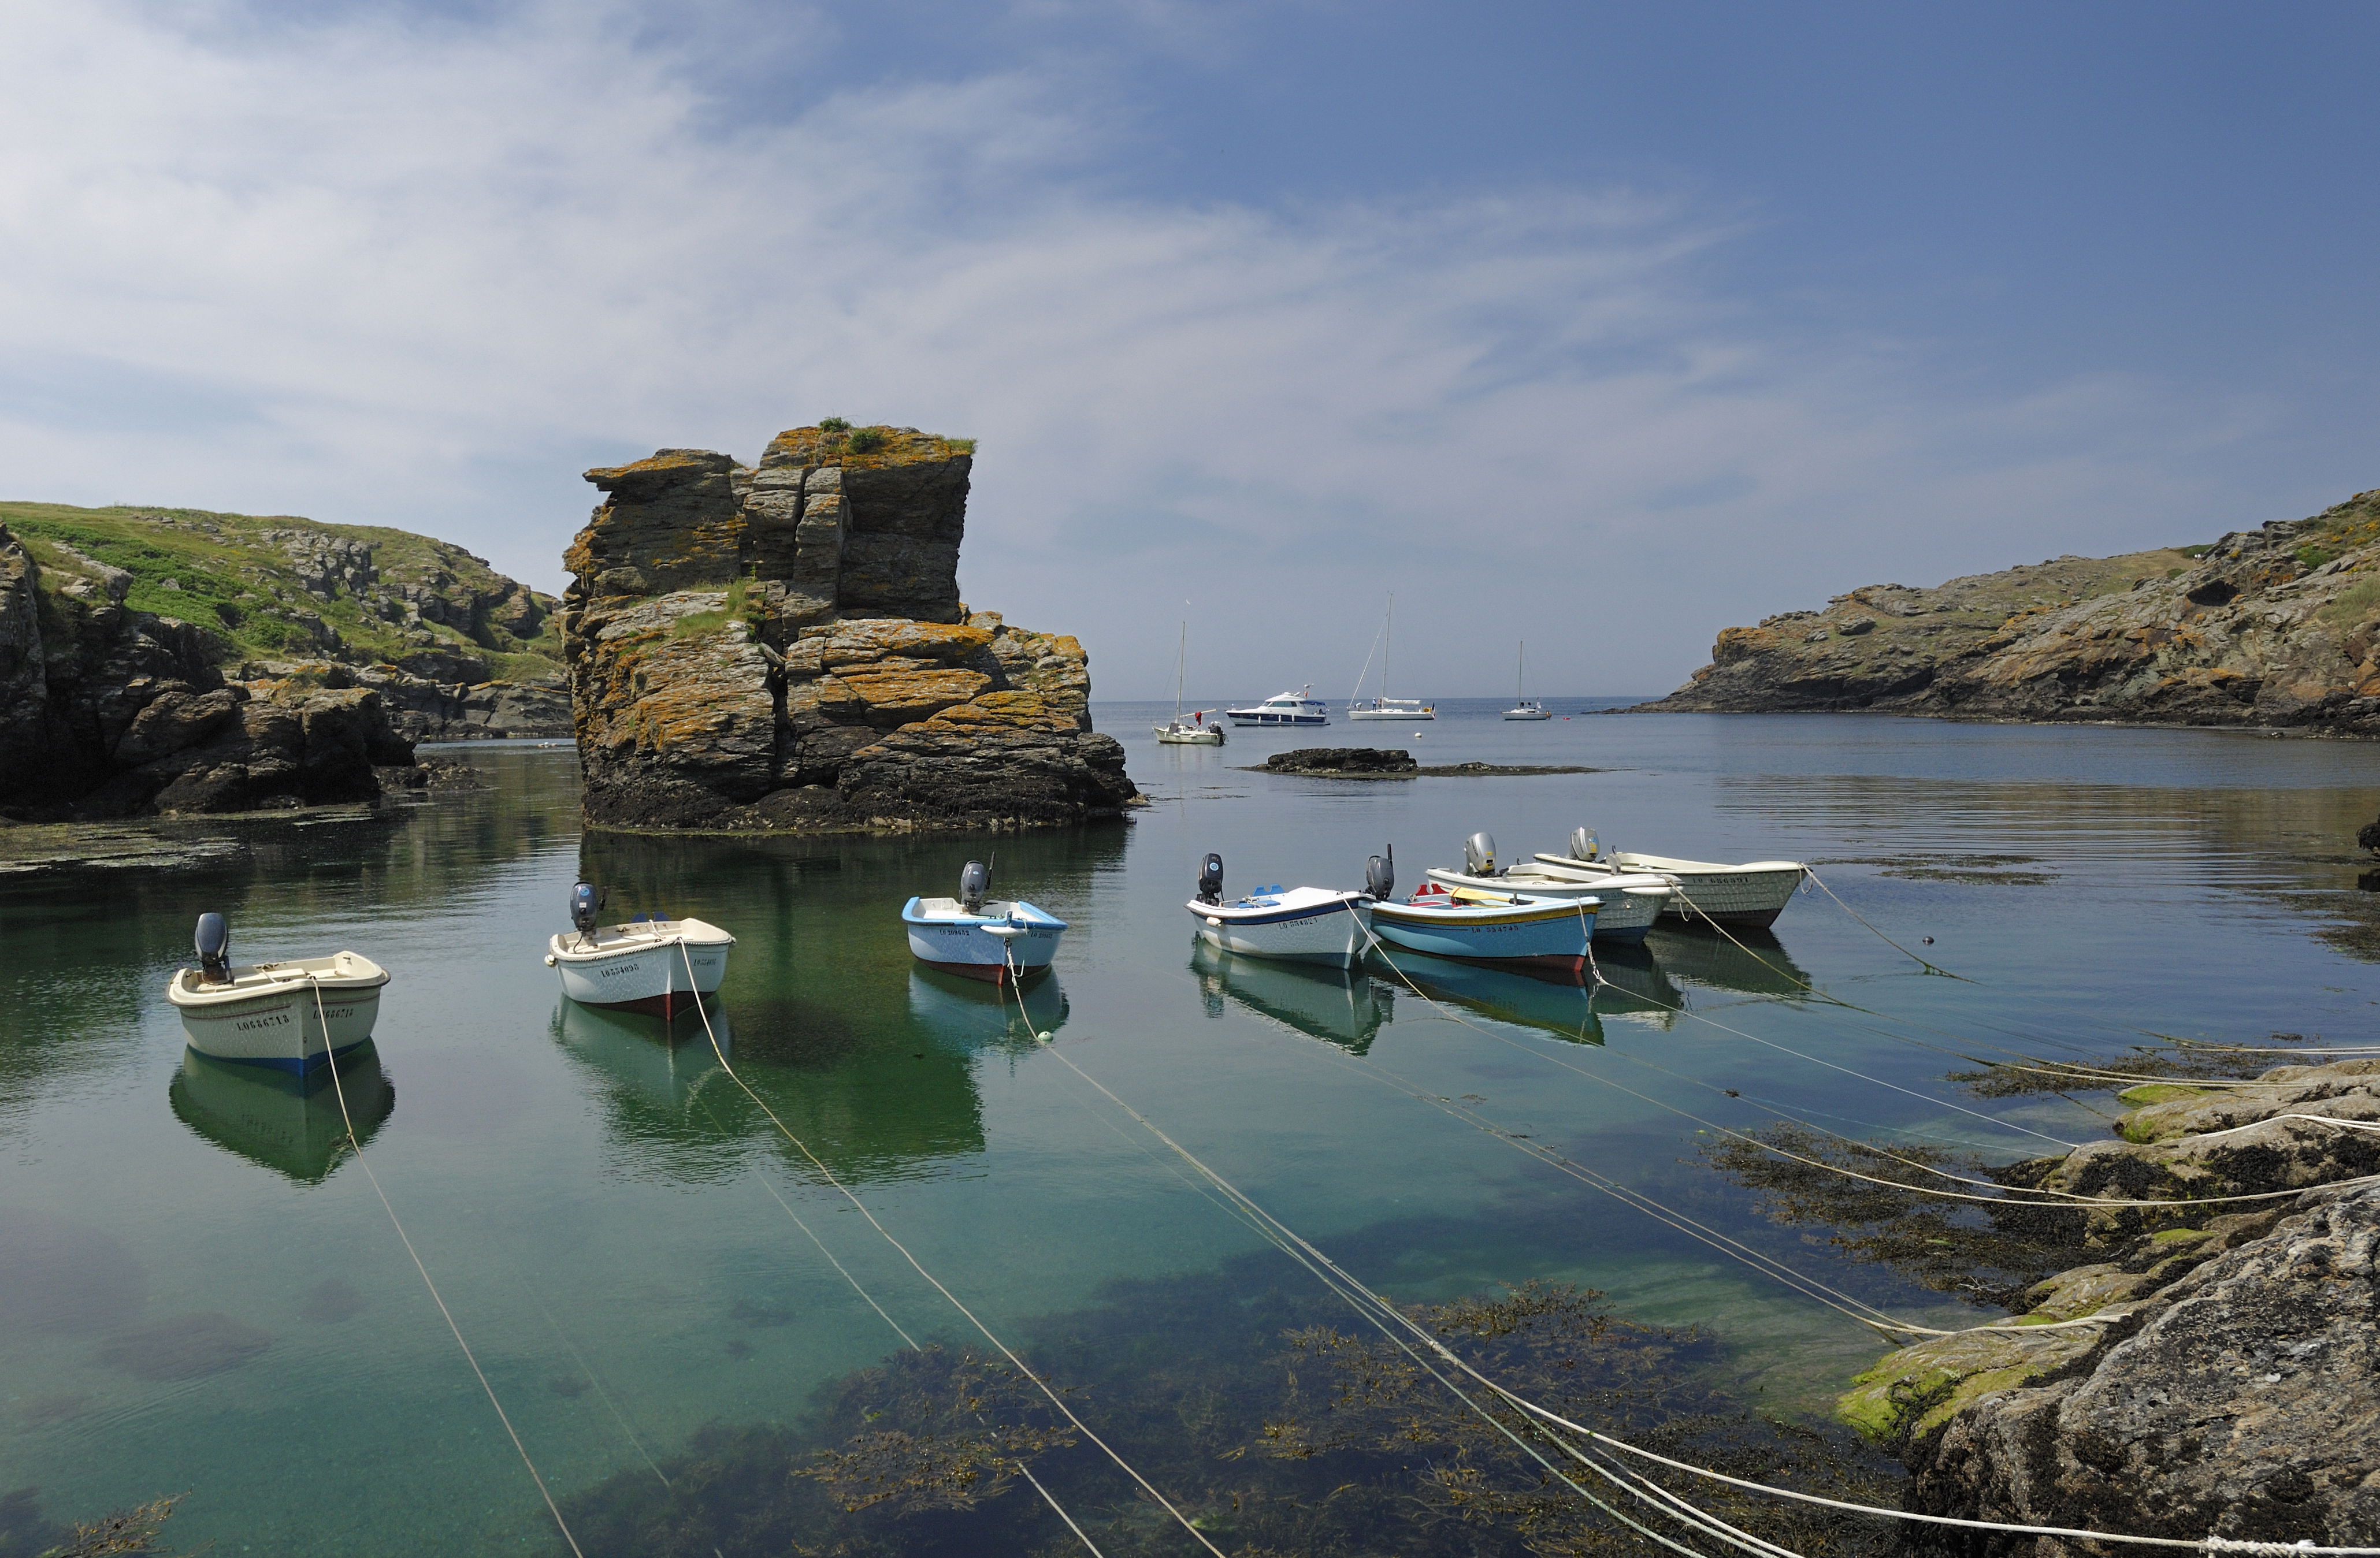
top-left (169, 1043), bottom-right (393, 1185)
top-left (1193, 943), bottom-right (1393, 1054)
top-left (1379, 951), bottom-right (1611, 1047)
top-left (552, 998), bottom-right (732, 1112)
top-left (1642, 925), bottom-right (1814, 1000)
top-left (907, 966), bottom-right (1068, 1053)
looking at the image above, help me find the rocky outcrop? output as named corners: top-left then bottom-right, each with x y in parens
top-left (1637, 488), bottom-right (2380, 733)
top-left (0, 523), bottom-right (435, 820)
top-left (560, 426), bottom-right (1137, 832)
top-left (1846, 1061), bottom-right (2380, 1549)
top-left (1264, 748), bottom-right (1420, 776)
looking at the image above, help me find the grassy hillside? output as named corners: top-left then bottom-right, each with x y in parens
top-left (0, 500), bottom-right (559, 675)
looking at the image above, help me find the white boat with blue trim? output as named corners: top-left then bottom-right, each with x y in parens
top-left (1369, 881), bottom-right (1596, 974)
top-left (1423, 833), bottom-right (1672, 942)
top-left (166, 913), bottom-right (389, 1074)
top-left (1185, 851), bottom-right (1373, 968)
top-left (545, 882), bottom-right (734, 1018)
top-left (1225, 686), bottom-right (1329, 727)
top-left (904, 860), bottom-right (1067, 986)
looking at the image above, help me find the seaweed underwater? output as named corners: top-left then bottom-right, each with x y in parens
top-left (559, 1260), bottom-right (1902, 1558)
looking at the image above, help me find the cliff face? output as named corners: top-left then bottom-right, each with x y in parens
top-left (1843, 1061), bottom-right (2380, 1548)
top-left (560, 425), bottom-right (1137, 833)
top-left (1637, 489), bottom-right (2380, 733)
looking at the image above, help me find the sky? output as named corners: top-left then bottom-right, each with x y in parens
top-left (2, 1), bottom-right (2375, 699)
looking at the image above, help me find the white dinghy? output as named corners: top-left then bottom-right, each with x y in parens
top-left (167, 913), bottom-right (389, 1074)
top-left (545, 882), bottom-right (735, 1017)
top-left (903, 860), bottom-right (1067, 986)
top-left (1533, 828), bottom-right (1806, 929)
top-left (1423, 833), bottom-right (1672, 942)
top-left (1184, 851), bottom-right (1376, 968)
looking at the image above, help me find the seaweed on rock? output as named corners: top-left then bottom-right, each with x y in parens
top-left (559, 1273), bottom-right (1902, 1558)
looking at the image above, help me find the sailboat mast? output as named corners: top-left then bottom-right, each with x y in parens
top-left (1383, 594), bottom-right (1393, 701)
top-left (1174, 621), bottom-right (1187, 719)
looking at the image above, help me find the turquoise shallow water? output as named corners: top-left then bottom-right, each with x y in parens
top-left (6, 702), bottom-right (2380, 1554)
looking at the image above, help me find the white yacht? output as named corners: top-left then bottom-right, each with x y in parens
top-left (1226, 686), bottom-right (1329, 727)
top-left (1154, 622), bottom-right (1226, 745)
top-left (1347, 595), bottom-right (1434, 721)
top-left (1503, 639), bottom-right (1552, 720)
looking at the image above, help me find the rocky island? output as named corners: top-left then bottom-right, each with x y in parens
top-left (1636, 487), bottom-right (2380, 733)
top-left (0, 501), bottom-right (567, 820)
top-left (561, 423), bottom-right (1137, 833)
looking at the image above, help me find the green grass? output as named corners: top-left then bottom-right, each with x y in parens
top-left (666, 577), bottom-right (754, 640)
top-left (2320, 576), bottom-right (2380, 627)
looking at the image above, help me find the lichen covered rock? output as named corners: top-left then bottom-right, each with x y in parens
top-left (561, 425), bottom-right (1136, 833)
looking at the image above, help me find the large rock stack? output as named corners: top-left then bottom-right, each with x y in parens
top-left (560, 426), bottom-right (1138, 832)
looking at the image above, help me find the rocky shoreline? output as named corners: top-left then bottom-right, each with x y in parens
top-left (1839, 1059), bottom-right (2380, 1547)
top-left (1250, 746), bottom-right (1603, 778)
top-left (1635, 487), bottom-right (2380, 735)
top-left (560, 426), bottom-right (1137, 834)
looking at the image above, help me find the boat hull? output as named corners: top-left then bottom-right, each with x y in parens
top-left (1347, 702), bottom-right (1432, 721)
top-left (1421, 869), bottom-right (1668, 941)
top-left (1226, 712), bottom-right (1328, 726)
top-left (1154, 724), bottom-right (1226, 745)
top-left (1534, 854), bottom-right (1805, 928)
top-left (902, 898), bottom-right (1065, 986)
top-left (1369, 899), bottom-right (1595, 972)
top-left (550, 921), bottom-right (732, 1016)
top-left (168, 963), bottom-right (387, 1074)
top-left (1187, 892), bottom-right (1372, 968)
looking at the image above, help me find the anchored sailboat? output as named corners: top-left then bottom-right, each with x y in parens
top-left (1154, 621), bottom-right (1226, 745)
top-left (1347, 594), bottom-right (1434, 721)
top-left (1503, 640), bottom-right (1551, 720)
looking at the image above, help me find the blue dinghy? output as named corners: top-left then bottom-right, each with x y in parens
top-left (903, 860), bottom-right (1067, 987)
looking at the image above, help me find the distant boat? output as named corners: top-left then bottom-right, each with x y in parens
top-left (1533, 828), bottom-right (1806, 929)
top-left (166, 913), bottom-right (388, 1074)
top-left (1154, 622), bottom-right (1226, 745)
top-left (1347, 595), bottom-right (1434, 722)
top-left (545, 882), bottom-right (734, 1018)
top-left (1183, 851), bottom-right (1376, 968)
top-left (902, 860), bottom-right (1067, 986)
top-left (1503, 640), bottom-right (1551, 720)
top-left (1226, 686), bottom-right (1329, 727)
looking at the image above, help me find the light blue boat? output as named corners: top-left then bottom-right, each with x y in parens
top-left (901, 860), bottom-right (1066, 987)
top-left (1367, 884), bottom-right (1597, 975)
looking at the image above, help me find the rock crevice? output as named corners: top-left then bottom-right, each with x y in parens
top-left (560, 426), bottom-right (1136, 833)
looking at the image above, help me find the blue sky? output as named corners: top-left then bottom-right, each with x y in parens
top-left (1, 1), bottom-right (2373, 697)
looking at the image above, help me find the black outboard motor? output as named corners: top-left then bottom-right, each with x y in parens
top-left (1464, 831), bottom-right (1496, 876)
top-left (960, 860), bottom-right (991, 914)
top-left (1196, 853), bottom-right (1224, 906)
top-left (571, 882), bottom-right (600, 936)
top-left (1364, 845), bottom-right (1394, 902)
top-left (194, 912), bottom-right (231, 985)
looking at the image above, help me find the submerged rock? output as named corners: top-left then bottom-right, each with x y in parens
top-left (560, 427), bottom-right (1137, 833)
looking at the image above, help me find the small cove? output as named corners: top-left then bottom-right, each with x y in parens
top-left (5, 702), bottom-right (2380, 1555)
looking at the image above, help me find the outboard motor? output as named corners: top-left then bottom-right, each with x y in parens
top-left (1569, 826), bottom-right (1599, 862)
top-left (959, 860), bottom-right (991, 915)
top-left (1464, 831), bottom-right (1497, 877)
top-left (571, 882), bottom-right (601, 936)
top-left (192, 913), bottom-right (229, 989)
top-left (194, 912), bottom-right (231, 985)
top-left (1364, 845), bottom-right (1395, 902)
top-left (1196, 853), bottom-right (1225, 906)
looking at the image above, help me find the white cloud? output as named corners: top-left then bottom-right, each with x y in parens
top-left (0, 0), bottom-right (2280, 697)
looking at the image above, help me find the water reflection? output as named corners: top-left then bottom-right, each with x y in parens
top-left (1640, 925), bottom-right (1813, 999)
top-left (1193, 944), bottom-right (1393, 1053)
top-left (168, 1043), bottom-right (392, 1184)
top-left (552, 1000), bottom-right (732, 1109)
top-left (908, 967), bottom-right (1068, 1051)
top-left (1382, 954), bottom-right (1611, 1046)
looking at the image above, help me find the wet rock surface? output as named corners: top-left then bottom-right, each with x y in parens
top-left (1843, 1060), bottom-right (2380, 1548)
top-left (1262, 746), bottom-right (1420, 775)
top-left (561, 425), bottom-right (1137, 834)
top-left (1636, 488), bottom-right (2380, 734)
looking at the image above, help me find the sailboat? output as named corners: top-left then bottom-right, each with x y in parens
top-left (1347, 594), bottom-right (1435, 721)
top-left (1503, 640), bottom-right (1551, 720)
top-left (1154, 622), bottom-right (1226, 745)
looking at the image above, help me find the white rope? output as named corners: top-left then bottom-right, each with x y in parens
top-left (675, 943), bottom-right (1179, 1558)
top-left (307, 979), bottom-right (586, 1558)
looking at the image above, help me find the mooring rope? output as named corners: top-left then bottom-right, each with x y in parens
top-left (674, 943), bottom-right (1192, 1558)
top-left (1005, 954), bottom-right (2380, 1556)
top-left (306, 979), bottom-right (586, 1558)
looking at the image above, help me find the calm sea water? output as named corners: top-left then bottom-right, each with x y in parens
top-left (6, 700), bottom-right (2380, 1555)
